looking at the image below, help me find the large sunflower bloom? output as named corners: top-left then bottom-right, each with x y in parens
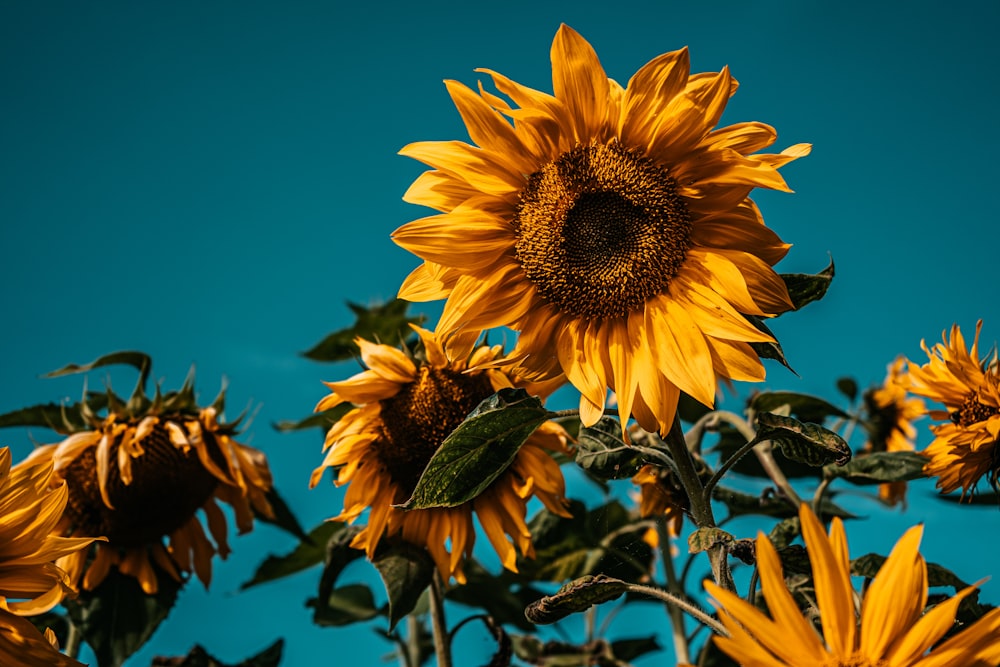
top-left (707, 504), bottom-right (1000, 666)
top-left (860, 357), bottom-right (925, 507)
top-left (392, 24), bottom-right (810, 435)
top-left (905, 321), bottom-right (1000, 496)
top-left (0, 446), bottom-right (95, 666)
top-left (19, 385), bottom-right (274, 595)
top-left (309, 326), bottom-right (571, 584)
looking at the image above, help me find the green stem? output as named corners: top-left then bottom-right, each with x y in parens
top-left (702, 438), bottom-right (759, 504)
top-left (709, 410), bottom-right (803, 507)
top-left (429, 572), bottom-right (452, 667)
top-left (404, 614), bottom-right (421, 667)
top-left (624, 583), bottom-right (728, 637)
top-left (812, 475), bottom-right (834, 513)
top-left (657, 516), bottom-right (690, 664)
top-left (65, 621), bottom-right (81, 660)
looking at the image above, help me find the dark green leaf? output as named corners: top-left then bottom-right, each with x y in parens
top-left (399, 388), bottom-right (549, 509)
top-left (687, 527), bottom-right (735, 554)
top-left (524, 575), bottom-right (627, 624)
top-left (713, 486), bottom-right (857, 521)
top-left (780, 258), bottom-right (835, 310)
top-left (64, 564), bottom-right (182, 667)
top-left (45, 351), bottom-right (152, 389)
top-left (574, 416), bottom-right (645, 480)
top-left (446, 561), bottom-right (544, 632)
top-left (372, 542), bottom-right (434, 631)
top-left (149, 639), bottom-right (284, 667)
top-left (308, 584), bottom-right (379, 627)
top-left (836, 377), bottom-right (858, 402)
top-left (677, 391), bottom-right (712, 424)
top-left (0, 394), bottom-right (109, 434)
top-left (241, 521), bottom-right (343, 590)
top-left (755, 412), bottom-right (851, 467)
top-left (777, 545), bottom-right (813, 576)
top-left (254, 486), bottom-right (309, 542)
top-left (302, 299), bottom-right (424, 362)
top-left (315, 525), bottom-right (366, 607)
top-left (746, 316), bottom-right (796, 374)
top-left (750, 391), bottom-right (847, 423)
top-left (768, 517), bottom-right (801, 550)
top-left (852, 553), bottom-right (971, 591)
top-left (611, 636), bottom-right (662, 663)
top-left (825, 451), bottom-right (928, 484)
top-left (272, 405), bottom-right (352, 433)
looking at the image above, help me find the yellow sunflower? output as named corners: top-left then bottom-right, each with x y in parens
top-left (860, 357), bottom-right (925, 507)
top-left (392, 24), bottom-right (809, 435)
top-left (309, 326), bottom-right (571, 584)
top-left (707, 503), bottom-right (1000, 666)
top-left (19, 380), bottom-right (274, 595)
top-left (905, 321), bottom-right (1000, 497)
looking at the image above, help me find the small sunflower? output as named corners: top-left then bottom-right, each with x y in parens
top-left (707, 503), bottom-right (1000, 666)
top-left (309, 326), bottom-right (571, 584)
top-left (631, 463), bottom-right (687, 536)
top-left (905, 321), bottom-right (1000, 497)
top-left (393, 24), bottom-right (809, 435)
top-left (859, 357), bottom-right (925, 507)
top-left (19, 373), bottom-right (274, 595)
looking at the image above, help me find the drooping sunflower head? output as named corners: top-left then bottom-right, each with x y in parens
top-left (906, 321), bottom-right (1000, 497)
top-left (393, 24), bottom-right (809, 435)
top-left (310, 325), bottom-right (571, 584)
top-left (18, 369), bottom-right (274, 595)
top-left (707, 503), bottom-right (1000, 666)
top-left (859, 357), bottom-right (925, 507)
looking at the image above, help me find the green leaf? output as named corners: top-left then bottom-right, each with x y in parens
top-left (768, 517), bottom-right (801, 550)
top-left (713, 486), bottom-right (857, 521)
top-left (851, 553), bottom-right (971, 591)
top-left (750, 391), bottom-right (848, 423)
top-left (64, 564), bottom-right (182, 667)
top-left (272, 405), bottom-right (352, 433)
top-left (308, 584), bottom-right (379, 627)
top-left (0, 394), bottom-right (109, 434)
top-left (780, 258), bottom-right (835, 310)
top-left (825, 451), bottom-right (928, 484)
top-left (371, 542), bottom-right (435, 631)
top-left (755, 412), bottom-right (851, 467)
top-left (446, 561), bottom-right (543, 632)
top-left (687, 527), bottom-right (734, 554)
top-left (302, 299), bottom-right (424, 362)
top-left (149, 639), bottom-right (284, 667)
top-left (254, 486), bottom-right (309, 542)
top-left (611, 636), bottom-right (662, 663)
top-left (315, 525), bottom-right (366, 608)
top-left (399, 388), bottom-right (550, 509)
top-left (45, 350), bottom-right (153, 389)
top-left (524, 575), bottom-right (627, 624)
top-left (574, 416), bottom-right (646, 480)
top-left (836, 377), bottom-right (858, 402)
top-left (241, 521), bottom-right (343, 590)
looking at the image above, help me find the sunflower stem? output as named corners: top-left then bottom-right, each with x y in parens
top-left (661, 417), bottom-right (734, 591)
top-left (403, 614), bottom-right (421, 667)
top-left (429, 571), bottom-right (453, 667)
top-left (812, 475), bottom-right (834, 513)
top-left (65, 621), bottom-right (81, 660)
top-left (657, 515), bottom-right (690, 664)
top-left (624, 583), bottom-right (728, 637)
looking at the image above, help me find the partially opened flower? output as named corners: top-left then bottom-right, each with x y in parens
top-left (0, 446), bottom-right (96, 666)
top-left (19, 373), bottom-right (274, 595)
top-left (393, 24), bottom-right (809, 435)
top-left (860, 357), bottom-right (925, 506)
top-left (906, 321), bottom-right (1000, 496)
top-left (309, 326), bottom-right (570, 584)
top-left (706, 504), bottom-right (1000, 666)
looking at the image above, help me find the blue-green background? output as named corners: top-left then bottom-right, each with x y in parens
top-left (2, 1), bottom-right (998, 664)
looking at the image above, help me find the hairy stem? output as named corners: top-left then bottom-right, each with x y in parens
top-left (625, 583), bottom-right (729, 637)
top-left (429, 572), bottom-right (452, 667)
top-left (657, 516), bottom-right (690, 664)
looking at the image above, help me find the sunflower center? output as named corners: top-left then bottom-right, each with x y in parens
top-left (62, 419), bottom-right (220, 548)
top-left (512, 141), bottom-right (692, 319)
top-left (950, 392), bottom-right (1000, 427)
top-left (376, 366), bottom-right (495, 500)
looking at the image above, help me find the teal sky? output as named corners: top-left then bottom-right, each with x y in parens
top-left (2, 1), bottom-right (999, 664)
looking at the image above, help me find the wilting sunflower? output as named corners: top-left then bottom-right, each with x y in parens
top-left (906, 321), bottom-right (1000, 497)
top-left (309, 326), bottom-right (570, 584)
top-left (392, 24), bottom-right (809, 435)
top-left (859, 357), bottom-right (925, 507)
top-left (707, 503), bottom-right (1000, 666)
top-left (631, 463), bottom-right (687, 536)
top-left (17, 371), bottom-right (274, 595)
top-left (0, 446), bottom-right (95, 667)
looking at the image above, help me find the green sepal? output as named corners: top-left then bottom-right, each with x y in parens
top-left (746, 316), bottom-right (796, 374)
top-left (44, 350), bottom-right (153, 390)
top-left (241, 521), bottom-right (343, 590)
top-left (780, 258), bottom-right (835, 311)
top-left (824, 451), bottom-right (928, 484)
top-left (149, 639), bottom-right (284, 667)
top-left (63, 563), bottom-right (182, 667)
top-left (371, 541), bottom-right (435, 631)
top-left (302, 299), bottom-right (424, 362)
top-left (398, 388), bottom-right (549, 509)
top-left (755, 412), bottom-right (851, 467)
top-left (524, 574), bottom-right (627, 624)
top-left (0, 393), bottom-right (107, 434)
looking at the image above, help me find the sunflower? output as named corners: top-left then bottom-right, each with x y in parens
top-left (309, 326), bottom-right (571, 584)
top-left (905, 321), bottom-right (1000, 497)
top-left (18, 376), bottom-right (274, 595)
top-left (707, 503), bottom-right (1000, 666)
top-left (859, 357), bottom-right (925, 507)
top-left (0, 446), bottom-right (95, 666)
top-left (631, 463), bottom-right (687, 536)
top-left (392, 24), bottom-right (809, 435)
